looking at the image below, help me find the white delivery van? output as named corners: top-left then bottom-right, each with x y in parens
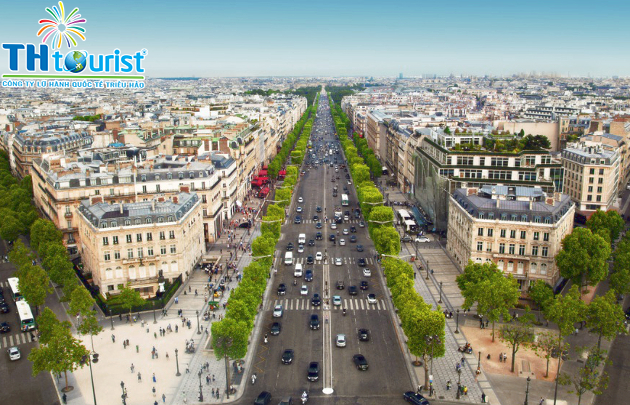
top-left (294, 263), bottom-right (303, 277)
top-left (284, 252), bottom-right (293, 265)
top-left (298, 233), bottom-right (306, 245)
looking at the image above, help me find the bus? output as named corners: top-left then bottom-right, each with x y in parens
top-left (7, 277), bottom-right (23, 301)
top-left (16, 301), bottom-right (36, 331)
top-left (341, 194), bottom-right (349, 206)
top-left (397, 209), bottom-right (419, 233)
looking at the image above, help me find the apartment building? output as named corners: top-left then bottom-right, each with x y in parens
top-left (561, 137), bottom-right (621, 212)
top-left (77, 192), bottom-right (203, 298)
top-left (447, 185), bottom-right (574, 290)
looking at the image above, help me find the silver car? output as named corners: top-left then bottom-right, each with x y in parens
top-left (336, 334), bottom-right (347, 348)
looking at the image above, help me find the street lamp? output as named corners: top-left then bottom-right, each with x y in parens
top-left (478, 351), bottom-right (482, 373)
top-left (438, 281), bottom-right (443, 304)
top-left (455, 309), bottom-right (460, 334)
top-left (83, 353), bottom-right (98, 405)
top-left (198, 370), bottom-right (203, 402)
top-left (196, 310), bottom-right (201, 335)
top-left (524, 375), bottom-right (531, 405)
top-left (456, 368), bottom-right (462, 399)
top-left (152, 301), bottom-right (157, 324)
top-left (175, 348), bottom-right (181, 376)
top-left (426, 261), bottom-right (430, 280)
top-left (426, 335), bottom-right (440, 377)
top-left (221, 337), bottom-right (233, 399)
top-left (109, 309), bottom-right (114, 330)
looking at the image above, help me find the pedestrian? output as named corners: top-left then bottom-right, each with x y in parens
top-left (162, 393), bottom-right (166, 403)
top-left (461, 356), bottom-right (465, 366)
top-left (112, 334), bottom-right (116, 343)
top-left (183, 394), bottom-right (187, 404)
top-left (138, 372), bottom-right (142, 382)
top-left (482, 393), bottom-right (487, 403)
top-left (539, 398), bottom-right (545, 405)
top-left (152, 386), bottom-right (156, 397)
top-left (175, 297), bottom-right (179, 304)
top-left (212, 374), bottom-right (215, 382)
top-left (130, 363), bottom-right (134, 373)
top-left (154, 332), bottom-right (157, 339)
top-left (212, 388), bottom-right (215, 396)
top-left (175, 325), bottom-right (178, 333)
top-left (153, 373), bottom-right (156, 383)
top-left (446, 380), bottom-right (451, 390)
top-left (206, 375), bottom-right (210, 385)
top-left (166, 352), bottom-right (169, 360)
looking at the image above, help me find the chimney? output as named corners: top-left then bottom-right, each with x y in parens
top-left (545, 197), bottom-right (555, 206)
top-left (173, 196), bottom-right (179, 204)
top-left (119, 203), bottom-right (124, 214)
top-left (554, 192), bottom-right (561, 202)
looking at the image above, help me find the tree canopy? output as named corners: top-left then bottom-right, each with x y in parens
top-left (556, 228), bottom-right (610, 291)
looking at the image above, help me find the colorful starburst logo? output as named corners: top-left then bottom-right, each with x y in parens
top-left (37, 1), bottom-right (86, 50)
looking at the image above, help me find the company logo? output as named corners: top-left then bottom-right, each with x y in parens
top-left (2, 1), bottom-right (147, 87)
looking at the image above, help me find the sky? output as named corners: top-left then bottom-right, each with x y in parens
top-left (0, 0), bottom-right (628, 78)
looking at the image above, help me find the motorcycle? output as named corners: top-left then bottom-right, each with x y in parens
top-left (251, 373), bottom-right (257, 385)
top-left (342, 308), bottom-right (346, 316)
top-left (301, 391), bottom-right (308, 404)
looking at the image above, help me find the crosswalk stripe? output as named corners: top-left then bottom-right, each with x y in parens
top-left (9, 335), bottom-right (14, 346)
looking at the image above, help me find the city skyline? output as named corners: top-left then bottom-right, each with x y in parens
top-left (0, 0), bottom-right (629, 78)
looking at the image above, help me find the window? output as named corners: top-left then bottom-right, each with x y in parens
top-left (169, 231), bottom-right (175, 239)
top-left (540, 263), bottom-right (547, 275)
top-left (510, 230), bottom-right (516, 238)
top-left (114, 250), bottom-right (121, 260)
top-left (519, 245), bottom-right (525, 255)
top-left (530, 263), bottom-right (537, 274)
top-left (588, 186), bottom-right (593, 192)
top-left (598, 178), bottom-right (603, 184)
top-left (125, 219), bottom-right (131, 226)
top-left (587, 195), bottom-right (592, 201)
top-left (170, 245), bottom-right (176, 254)
top-left (532, 246), bottom-right (539, 256)
top-left (589, 168), bottom-right (595, 175)
top-left (534, 216), bottom-right (541, 223)
top-left (108, 285), bottom-right (115, 291)
top-left (544, 217), bottom-right (551, 224)
top-left (520, 231), bottom-right (526, 239)
top-left (147, 246), bottom-right (154, 256)
top-left (126, 234), bottom-right (132, 243)
top-left (533, 232), bottom-right (539, 241)
top-left (589, 177), bottom-right (594, 184)
top-left (543, 233), bottom-right (549, 242)
top-left (160, 246), bottom-right (166, 255)
top-left (478, 228), bottom-right (484, 236)
top-left (486, 243), bottom-right (493, 252)
top-left (597, 187), bottom-right (602, 193)
top-left (127, 249), bottom-right (134, 259)
top-left (113, 236), bottom-right (119, 245)
top-left (509, 244), bottom-right (515, 255)
top-left (94, 190), bottom-right (100, 195)
top-left (147, 233), bottom-right (153, 241)
top-left (507, 261), bottom-right (514, 272)
top-left (104, 252), bottom-right (111, 261)
top-left (202, 195), bottom-right (207, 203)
top-left (500, 229), bottom-right (506, 238)
top-left (499, 243), bottom-right (505, 254)
top-left (156, 185), bottom-right (161, 192)
top-left (160, 231), bottom-right (165, 240)
top-left (487, 229), bottom-right (493, 237)
top-left (136, 233), bottom-right (142, 242)
top-left (146, 217), bottom-right (152, 224)
top-left (137, 247), bottom-right (143, 258)
top-left (477, 242), bottom-right (483, 252)
top-left (102, 237), bottom-right (109, 246)
top-left (596, 195), bottom-right (602, 202)
top-left (542, 247), bottom-right (549, 257)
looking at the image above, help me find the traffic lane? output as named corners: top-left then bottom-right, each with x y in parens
top-left (594, 332), bottom-right (630, 405)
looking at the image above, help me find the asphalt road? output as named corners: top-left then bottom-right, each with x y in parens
top-left (238, 95), bottom-right (414, 404)
top-left (0, 241), bottom-right (59, 405)
top-left (593, 329), bottom-right (630, 405)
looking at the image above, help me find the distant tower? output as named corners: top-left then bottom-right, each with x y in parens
top-left (399, 73), bottom-right (403, 79)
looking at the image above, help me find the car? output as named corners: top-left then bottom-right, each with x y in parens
top-left (238, 221), bottom-right (252, 228)
top-left (277, 284), bottom-right (287, 296)
top-left (296, 206), bottom-right (303, 213)
top-left (304, 270), bottom-right (313, 282)
top-left (358, 258), bottom-right (366, 267)
top-left (281, 349), bottom-right (294, 365)
top-left (329, 234), bottom-right (336, 241)
top-left (335, 257), bottom-right (342, 266)
top-left (348, 286), bottom-right (358, 296)
top-left (0, 322), bottom-right (10, 333)
top-left (367, 294), bottom-right (377, 304)
top-left (339, 239), bottom-right (346, 246)
top-left (301, 285), bottom-right (309, 296)
top-left (316, 232), bottom-right (323, 240)
top-left (298, 197), bottom-right (304, 203)
top-left (358, 328), bottom-right (370, 341)
top-left (254, 391), bottom-right (272, 405)
top-left (315, 252), bottom-right (323, 261)
top-left (353, 354), bottom-right (369, 371)
top-left (336, 280), bottom-right (345, 290)
top-left (0, 303), bottom-right (9, 313)
top-left (273, 305), bottom-right (283, 318)
top-left (294, 216), bottom-right (302, 224)
top-left (415, 236), bottom-right (431, 243)
top-left (343, 228), bottom-right (349, 235)
top-left (316, 206), bottom-right (322, 213)
top-left (315, 222), bottom-right (322, 229)
top-left (349, 235), bottom-right (357, 243)
top-left (7, 346), bottom-right (20, 361)
top-left (312, 215), bottom-right (319, 221)
top-left (332, 192), bottom-right (338, 198)
top-left (363, 268), bottom-right (372, 277)
top-left (270, 322), bottom-right (281, 336)
top-left (401, 235), bottom-right (413, 243)
top-left (403, 391), bottom-right (430, 405)
top-left (307, 362), bottom-right (320, 381)
top-left (359, 221), bottom-right (365, 228)
top-left (308, 239), bottom-right (315, 246)
top-left (332, 295), bottom-right (342, 306)
top-left (344, 215), bottom-right (349, 221)
top-left (309, 314), bottom-right (320, 330)
top-left (360, 280), bottom-right (369, 290)
top-left (357, 245), bottom-right (364, 252)
top-left (331, 222), bottom-right (337, 230)
top-left (336, 334), bottom-right (347, 348)
top-left (286, 243), bottom-right (294, 251)
top-left (298, 244), bottom-right (305, 253)
top-left (311, 294), bottom-right (321, 306)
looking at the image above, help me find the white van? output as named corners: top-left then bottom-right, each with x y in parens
top-left (284, 252), bottom-right (293, 265)
top-left (294, 263), bottom-right (303, 277)
top-left (298, 233), bottom-right (306, 245)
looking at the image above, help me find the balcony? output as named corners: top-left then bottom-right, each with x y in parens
top-left (127, 276), bottom-right (159, 287)
top-left (64, 212), bottom-right (73, 218)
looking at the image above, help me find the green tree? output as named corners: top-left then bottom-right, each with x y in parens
top-left (521, 134), bottom-right (551, 150)
top-left (211, 318), bottom-right (250, 360)
top-left (545, 285), bottom-right (587, 338)
top-left (401, 306), bottom-right (445, 389)
top-left (17, 264), bottom-right (52, 315)
top-left (7, 239), bottom-right (35, 269)
top-left (117, 285), bottom-right (145, 320)
top-left (225, 299), bottom-right (256, 328)
top-left (29, 219), bottom-right (62, 254)
top-left (587, 210), bottom-right (625, 242)
top-left (533, 330), bottom-right (563, 378)
top-left (556, 228), bottom-right (610, 293)
top-left (372, 226), bottom-right (400, 255)
top-left (498, 310), bottom-right (535, 372)
top-left (529, 279), bottom-right (555, 311)
top-left (558, 347), bottom-right (609, 405)
top-left (586, 291), bottom-right (627, 349)
top-left (251, 235), bottom-right (276, 259)
top-left (275, 188), bottom-right (292, 208)
top-left (69, 287), bottom-right (96, 317)
top-left (0, 215), bottom-right (25, 242)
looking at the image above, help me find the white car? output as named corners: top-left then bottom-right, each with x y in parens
top-left (367, 294), bottom-right (377, 304)
top-left (273, 305), bottom-right (283, 318)
top-left (343, 229), bottom-right (349, 235)
top-left (336, 334), bottom-right (347, 347)
top-left (300, 285), bottom-right (309, 295)
top-left (332, 295), bottom-right (342, 306)
top-left (315, 252), bottom-right (323, 261)
top-left (335, 257), bottom-right (342, 266)
top-left (331, 223), bottom-right (337, 230)
top-left (339, 239), bottom-right (346, 246)
top-left (7, 346), bottom-right (20, 361)
top-left (296, 206), bottom-right (303, 213)
top-left (298, 244), bottom-right (305, 253)
top-left (363, 268), bottom-right (372, 277)
top-left (298, 197), bottom-right (304, 203)
top-left (415, 236), bottom-right (431, 243)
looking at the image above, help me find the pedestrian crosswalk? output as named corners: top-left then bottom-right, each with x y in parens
top-left (295, 219), bottom-right (363, 224)
top-left (0, 331), bottom-right (36, 349)
top-left (270, 297), bottom-right (386, 311)
top-left (290, 257), bottom-right (376, 266)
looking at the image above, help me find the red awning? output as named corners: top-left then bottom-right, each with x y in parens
top-left (278, 170), bottom-right (286, 175)
top-left (251, 179), bottom-right (263, 187)
top-left (259, 170), bottom-right (268, 176)
top-left (262, 165), bottom-right (268, 170)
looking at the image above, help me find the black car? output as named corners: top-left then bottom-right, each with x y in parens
top-left (403, 391), bottom-right (430, 405)
top-left (309, 314), bottom-right (320, 330)
top-left (304, 270), bottom-right (313, 282)
top-left (277, 284), bottom-right (287, 296)
top-left (270, 322), bottom-right (281, 336)
top-left (315, 222), bottom-right (322, 229)
top-left (254, 391), bottom-right (272, 405)
top-left (358, 328), bottom-right (370, 341)
top-left (348, 286), bottom-right (358, 296)
top-left (306, 256), bottom-right (314, 265)
top-left (336, 280), bottom-right (345, 290)
top-left (349, 235), bottom-right (357, 243)
top-left (294, 216), bottom-right (302, 224)
top-left (332, 192), bottom-right (338, 198)
top-left (0, 322), bottom-right (10, 333)
top-left (360, 281), bottom-right (369, 290)
top-left (311, 294), bottom-right (321, 306)
top-left (238, 221), bottom-right (252, 228)
top-left (353, 354), bottom-right (369, 371)
top-left (329, 234), bottom-right (336, 241)
top-left (0, 303), bottom-right (8, 313)
top-left (308, 239), bottom-right (315, 246)
top-left (315, 232), bottom-right (323, 240)
top-left (350, 226), bottom-right (356, 233)
top-left (281, 349), bottom-right (294, 365)
top-left (316, 206), bottom-right (322, 213)
top-left (357, 245), bottom-right (364, 252)
top-left (358, 258), bottom-right (366, 267)
top-left (286, 243), bottom-right (294, 251)
top-left (335, 216), bottom-right (342, 224)
top-left (307, 362), bottom-right (320, 381)
top-left (313, 215), bottom-right (319, 221)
